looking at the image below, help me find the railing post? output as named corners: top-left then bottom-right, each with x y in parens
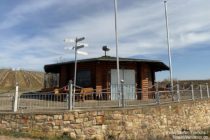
top-left (177, 83), bottom-right (180, 102)
top-left (155, 82), bottom-right (160, 104)
top-left (155, 92), bottom-right (160, 104)
top-left (68, 80), bottom-right (73, 110)
top-left (13, 82), bottom-right (19, 112)
top-left (191, 84), bottom-right (195, 100)
top-left (207, 83), bottom-right (209, 98)
top-left (121, 80), bottom-right (125, 108)
top-left (200, 84), bottom-right (203, 99)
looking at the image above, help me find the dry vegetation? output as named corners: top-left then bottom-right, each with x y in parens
top-left (159, 79), bottom-right (210, 89)
top-left (0, 69), bottom-right (44, 93)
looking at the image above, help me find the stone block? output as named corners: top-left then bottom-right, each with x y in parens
top-left (64, 114), bottom-right (74, 121)
top-left (78, 113), bottom-right (86, 118)
top-left (90, 111), bottom-right (97, 116)
top-left (112, 114), bottom-right (122, 120)
top-left (83, 117), bottom-right (88, 122)
top-left (63, 127), bottom-right (72, 132)
top-left (76, 118), bottom-right (83, 123)
top-left (69, 132), bottom-right (76, 139)
top-left (75, 129), bottom-right (82, 135)
top-left (53, 125), bottom-right (59, 129)
top-left (94, 134), bottom-right (104, 140)
top-left (63, 121), bottom-right (70, 125)
top-left (102, 125), bottom-right (107, 133)
top-left (54, 115), bottom-right (62, 120)
top-left (35, 115), bottom-right (48, 120)
top-left (70, 124), bottom-right (82, 129)
top-left (74, 112), bottom-right (79, 118)
top-left (97, 111), bottom-right (105, 116)
top-left (84, 127), bottom-right (96, 135)
top-left (47, 116), bottom-right (54, 121)
top-left (55, 120), bottom-right (63, 126)
top-left (84, 121), bottom-right (92, 127)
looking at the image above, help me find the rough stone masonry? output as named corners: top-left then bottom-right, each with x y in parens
top-left (0, 99), bottom-right (210, 140)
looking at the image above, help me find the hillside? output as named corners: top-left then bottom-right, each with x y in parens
top-left (0, 69), bottom-right (44, 93)
top-left (159, 79), bottom-right (210, 89)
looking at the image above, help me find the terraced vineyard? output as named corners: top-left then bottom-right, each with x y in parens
top-left (0, 69), bottom-right (44, 93)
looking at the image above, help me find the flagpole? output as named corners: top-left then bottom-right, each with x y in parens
top-left (164, 0), bottom-right (174, 96)
top-left (114, 0), bottom-right (121, 106)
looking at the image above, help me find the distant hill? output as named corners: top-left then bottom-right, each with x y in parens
top-left (0, 69), bottom-right (44, 93)
top-left (159, 79), bottom-right (210, 89)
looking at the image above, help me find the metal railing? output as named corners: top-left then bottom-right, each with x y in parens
top-left (0, 94), bottom-right (13, 111)
top-left (0, 81), bottom-right (209, 112)
top-left (19, 92), bottom-right (68, 111)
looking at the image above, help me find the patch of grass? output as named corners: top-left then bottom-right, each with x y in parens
top-left (205, 127), bottom-right (210, 137)
top-left (0, 129), bottom-right (75, 140)
top-left (0, 130), bottom-right (31, 138)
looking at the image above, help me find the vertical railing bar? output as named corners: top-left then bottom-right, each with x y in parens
top-left (155, 82), bottom-right (160, 104)
top-left (121, 80), bottom-right (124, 108)
top-left (68, 80), bottom-right (73, 110)
top-left (207, 83), bottom-right (209, 98)
top-left (191, 84), bottom-right (195, 100)
top-left (177, 83), bottom-right (180, 102)
top-left (13, 83), bottom-right (19, 112)
top-left (200, 84), bottom-right (203, 99)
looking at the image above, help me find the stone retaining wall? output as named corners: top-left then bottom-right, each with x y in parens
top-left (0, 99), bottom-right (210, 140)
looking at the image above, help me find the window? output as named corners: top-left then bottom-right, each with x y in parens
top-left (44, 73), bottom-right (59, 88)
top-left (77, 70), bottom-right (91, 87)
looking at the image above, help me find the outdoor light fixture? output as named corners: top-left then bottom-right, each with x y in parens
top-left (64, 37), bottom-right (88, 107)
top-left (102, 46), bottom-right (110, 56)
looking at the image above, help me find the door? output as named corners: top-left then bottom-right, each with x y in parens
top-left (111, 69), bottom-right (136, 100)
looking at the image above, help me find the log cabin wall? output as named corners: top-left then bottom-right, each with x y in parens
top-left (57, 61), bottom-right (154, 100)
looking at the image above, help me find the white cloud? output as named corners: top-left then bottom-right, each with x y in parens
top-left (0, 0), bottom-right (62, 29)
top-left (179, 32), bottom-right (210, 46)
top-left (0, 0), bottom-right (210, 70)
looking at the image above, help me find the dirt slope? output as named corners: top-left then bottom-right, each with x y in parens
top-left (0, 69), bottom-right (44, 93)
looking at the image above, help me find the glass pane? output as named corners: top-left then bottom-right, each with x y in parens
top-left (77, 70), bottom-right (91, 87)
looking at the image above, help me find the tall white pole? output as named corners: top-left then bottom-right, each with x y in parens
top-left (73, 38), bottom-right (78, 107)
top-left (114, 0), bottom-right (121, 106)
top-left (65, 37), bottom-right (86, 106)
top-left (164, 0), bottom-right (173, 90)
top-left (13, 82), bottom-right (19, 112)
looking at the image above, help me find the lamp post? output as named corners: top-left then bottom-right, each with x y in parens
top-left (164, 0), bottom-right (173, 93)
top-left (64, 37), bottom-right (88, 107)
top-left (114, 0), bottom-right (121, 106)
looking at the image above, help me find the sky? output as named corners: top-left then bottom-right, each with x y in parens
top-left (0, 0), bottom-right (209, 80)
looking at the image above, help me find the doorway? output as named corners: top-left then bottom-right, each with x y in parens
top-left (110, 69), bottom-right (136, 100)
